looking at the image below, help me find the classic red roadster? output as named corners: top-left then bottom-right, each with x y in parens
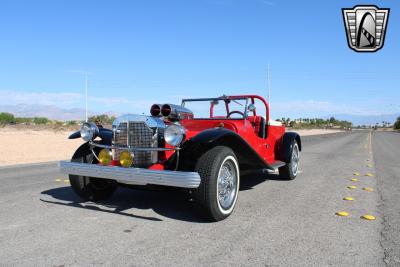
top-left (60, 95), bottom-right (301, 221)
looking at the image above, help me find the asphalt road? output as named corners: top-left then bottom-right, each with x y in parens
top-left (0, 131), bottom-right (399, 266)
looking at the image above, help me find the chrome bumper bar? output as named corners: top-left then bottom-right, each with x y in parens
top-left (59, 161), bottom-right (201, 188)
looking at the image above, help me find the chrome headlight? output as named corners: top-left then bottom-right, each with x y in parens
top-left (80, 122), bottom-right (98, 142)
top-left (164, 124), bottom-right (186, 147)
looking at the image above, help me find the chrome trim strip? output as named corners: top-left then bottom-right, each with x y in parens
top-left (89, 141), bottom-right (177, 152)
top-left (59, 161), bottom-right (201, 188)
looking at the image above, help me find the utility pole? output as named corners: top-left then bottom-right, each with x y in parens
top-left (85, 73), bottom-right (88, 122)
top-left (267, 63), bottom-right (271, 107)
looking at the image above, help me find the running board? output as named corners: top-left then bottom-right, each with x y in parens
top-left (270, 161), bottom-right (286, 170)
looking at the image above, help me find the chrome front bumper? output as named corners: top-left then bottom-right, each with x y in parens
top-left (59, 161), bottom-right (201, 188)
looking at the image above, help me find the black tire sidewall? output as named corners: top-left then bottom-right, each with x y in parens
top-left (279, 140), bottom-right (299, 180)
top-left (69, 143), bottom-right (117, 201)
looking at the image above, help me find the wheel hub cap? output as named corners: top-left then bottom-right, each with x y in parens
top-left (291, 145), bottom-right (299, 175)
top-left (217, 160), bottom-right (237, 210)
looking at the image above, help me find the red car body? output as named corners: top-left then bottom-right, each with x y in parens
top-left (61, 94), bottom-right (301, 221)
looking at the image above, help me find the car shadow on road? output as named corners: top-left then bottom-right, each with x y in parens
top-left (40, 185), bottom-right (210, 223)
top-left (240, 170), bottom-right (286, 191)
top-left (41, 170), bottom-right (280, 223)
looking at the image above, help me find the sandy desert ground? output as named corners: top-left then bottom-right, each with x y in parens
top-left (0, 127), bottom-right (343, 166)
top-left (0, 127), bottom-right (83, 166)
top-left (293, 128), bottom-right (343, 136)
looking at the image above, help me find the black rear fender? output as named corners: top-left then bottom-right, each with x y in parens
top-left (279, 132), bottom-right (301, 163)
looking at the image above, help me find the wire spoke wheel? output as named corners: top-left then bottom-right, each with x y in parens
top-left (291, 143), bottom-right (299, 176)
top-left (217, 159), bottom-right (238, 211)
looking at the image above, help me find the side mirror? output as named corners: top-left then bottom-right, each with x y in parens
top-left (247, 104), bottom-right (256, 112)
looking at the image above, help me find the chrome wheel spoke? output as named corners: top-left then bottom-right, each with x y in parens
top-left (217, 159), bottom-right (238, 210)
top-left (291, 145), bottom-right (299, 174)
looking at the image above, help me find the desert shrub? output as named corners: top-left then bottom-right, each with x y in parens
top-left (33, 117), bottom-right (49, 124)
top-left (287, 117), bottom-right (352, 129)
top-left (15, 117), bottom-right (33, 124)
top-left (66, 120), bottom-right (78, 125)
top-left (53, 120), bottom-right (64, 127)
top-left (88, 114), bottom-right (115, 125)
top-left (0, 112), bottom-right (16, 124)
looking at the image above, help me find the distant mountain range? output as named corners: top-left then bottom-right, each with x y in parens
top-left (0, 104), bottom-right (93, 121)
top-left (0, 104), bottom-right (398, 126)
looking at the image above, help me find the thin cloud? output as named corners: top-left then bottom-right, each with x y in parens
top-left (0, 90), bottom-right (184, 114)
top-left (270, 99), bottom-right (393, 118)
top-left (0, 90), bottom-right (82, 106)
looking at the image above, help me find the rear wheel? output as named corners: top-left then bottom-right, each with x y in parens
top-left (69, 143), bottom-right (117, 201)
top-left (194, 146), bottom-right (240, 221)
top-left (279, 140), bottom-right (300, 180)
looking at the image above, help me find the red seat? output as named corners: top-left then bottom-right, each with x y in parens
top-left (248, 116), bottom-right (266, 138)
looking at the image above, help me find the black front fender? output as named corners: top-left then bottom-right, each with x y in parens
top-left (68, 128), bottom-right (113, 145)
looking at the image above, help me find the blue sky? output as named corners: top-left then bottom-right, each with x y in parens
top-left (0, 0), bottom-right (399, 119)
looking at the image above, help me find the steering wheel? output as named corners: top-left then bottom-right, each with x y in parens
top-left (227, 110), bottom-right (245, 118)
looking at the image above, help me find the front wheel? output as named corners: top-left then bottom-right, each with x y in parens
top-left (279, 140), bottom-right (300, 180)
top-left (69, 143), bottom-right (117, 201)
top-left (194, 146), bottom-right (240, 221)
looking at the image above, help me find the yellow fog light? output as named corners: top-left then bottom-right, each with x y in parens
top-left (119, 150), bottom-right (133, 168)
top-left (98, 149), bottom-right (112, 166)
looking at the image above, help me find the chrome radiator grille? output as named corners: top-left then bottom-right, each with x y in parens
top-left (114, 121), bottom-right (157, 167)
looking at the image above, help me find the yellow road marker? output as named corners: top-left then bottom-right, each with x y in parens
top-left (351, 178), bottom-right (358, 182)
top-left (336, 211), bottom-right (349, 217)
top-left (353, 172), bottom-right (360, 176)
top-left (63, 179), bottom-right (70, 183)
top-left (365, 173), bottom-right (374, 177)
top-left (367, 164), bottom-right (373, 167)
top-left (343, 197), bottom-right (354, 201)
top-left (55, 178), bottom-right (61, 182)
top-left (363, 187), bottom-right (374, 192)
top-left (348, 185), bottom-right (357, 189)
top-left (361, 214), bottom-right (376, 221)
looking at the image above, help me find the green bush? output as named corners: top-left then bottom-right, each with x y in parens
top-left (88, 114), bottom-right (115, 125)
top-left (33, 117), bottom-right (49, 124)
top-left (66, 120), bottom-right (78, 126)
top-left (15, 117), bottom-right (33, 124)
top-left (0, 112), bottom-right (16, 124)
top-left (288, 117), bottom-right (352, 129)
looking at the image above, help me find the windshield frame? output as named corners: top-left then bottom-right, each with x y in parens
top-left (181, 97), bottom-right (249, 120)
